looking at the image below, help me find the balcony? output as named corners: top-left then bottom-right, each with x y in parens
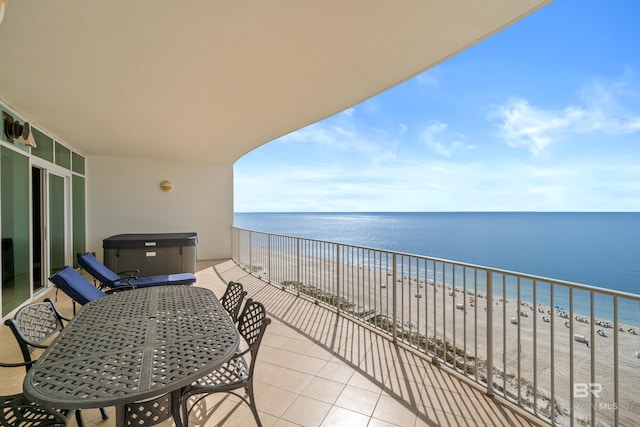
top-left (1, 259), bottom-right (544, 427)
top-left (232, 227), bottom-right (640, 427)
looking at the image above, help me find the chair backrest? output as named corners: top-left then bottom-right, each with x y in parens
top-left (49, 266), bottom-right (107, 306)
top-left (0, 389), bottom-right (68, 427)
top-left (77, 252), bottom-right (121, 285)
top-left (236, 298), bottom-right (271, 371)
top-left (1, 359), bottom-right (70, 426)
top-left (221, 281), bottom-right (247, 322)
top-left (4, 298), bottom-right (67, 371)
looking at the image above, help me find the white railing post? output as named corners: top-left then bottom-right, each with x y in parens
top-left (268, 233), bottom-right (272, 283)
top-left (532, 280), bottom-right (538, 416)
top-left (486, 272), bottom-right (494, 396)
top-left (336, 244), bottom-right (341, 314)
top-left (296, 238), bottom-right (301, 297)
top-left (249, 231), bottom-right (253, 273)
top-left (392, 253), bottom-right (397, 343)
top-left (569, 287), bottom-right (574, 427)
top-left (614, 296), bottom-right (619, 427)
top-left (590, 292), bottom-right (596, 425)
top-left (550, 284), bottom-right (555, 424)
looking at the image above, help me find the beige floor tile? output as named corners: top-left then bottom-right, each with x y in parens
top-left (255, 385), bottom-right (298, 417)
top-left (356, 352), bottom-right (391, 385)
top-left (288, 354), bottom-right (328, 376)
top-left (257, 411), bottom-right (280, 427)
top-left (331, 337), bottom-right (371, 362)
top-left (281, 337), bottom-right (316, 354)
top-left (262, 332), bottom-right (291, 348)
top-left (0, 366), bottom-right (25, 395)
top-left (280, 395), bottom-right (332, 427)
top-left (301, 376), bottom-right (346, 404)
top-left (268, 323), bottom-right (303, 339)
top-left (272, 419), bottom-right (304, 427)
top-left (254, 361), bottom-right (287, 384)
top-left (273, 369), bottom-right (315, 394)
top-left (260, 346), bottom-right (303, 369)
top-left (317, 360), bottom-right (355, 383)
top-left (420, 383), bottom-right (498, 422)
top-left (386, 357), bottom-right (427, 385)
top-left (304, 343), bottom-right (336, 360)
top-left (383, 374), bottom-right (429, 405)
top-left (334, 384), bottom-right (381, 416)
top-left (347, 370), bottom-right (385, 394)
top-left (372, 394), bottom-right (418, 427)
top-left (184, 393), bottom-right (249, 427)
top-left (420, 384), bottom-right (456, 415)
top-left (367, 417), bottom-right (402, 427)
top-left (320, 406), bottom-right (370, 427)
top-left (414, 405), bottom-right (469, 427)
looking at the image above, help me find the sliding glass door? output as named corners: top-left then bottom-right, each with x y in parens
top-left (48, 173), bottom-right (66, 276)
top-left (1, 146), bottom-right (30, 315)
top-left (31, 165), bottom-right (69, 295)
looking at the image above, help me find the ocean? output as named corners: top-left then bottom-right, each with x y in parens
top-left (234, 212), bottom-right (640, 323)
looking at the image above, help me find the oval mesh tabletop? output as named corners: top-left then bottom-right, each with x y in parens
top-left (23, 286), bottom-right (239, 409)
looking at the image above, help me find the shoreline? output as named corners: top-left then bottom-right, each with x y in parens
top-left (391, 272), bottom-right (640, 328)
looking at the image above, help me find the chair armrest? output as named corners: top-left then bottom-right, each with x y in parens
top-left (99, 275), bottom-right (136, 290)
top-left (117, 269), bottom-right (140, 278)
top-left (106, 285), bottom-right (137, 293)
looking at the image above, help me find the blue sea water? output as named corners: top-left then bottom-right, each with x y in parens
top-left (234, 212), bottom-right (640, 323)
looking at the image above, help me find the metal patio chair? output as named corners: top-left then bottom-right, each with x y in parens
top-left (123, 393), bottom-right (175, 427)
top-left (180, 298), bottom-right (271, 426)
top-left (0, 360), bottom-right (71, 427)
top-left (4, 298), bottom-right (109, 427)
top-left (220, 281), bottom-right (248, 322)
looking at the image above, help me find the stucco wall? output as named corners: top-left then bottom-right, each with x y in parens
top-left (86, 155), bottom-right (233, 261)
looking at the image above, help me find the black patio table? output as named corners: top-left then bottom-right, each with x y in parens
top-left (23, 285), bottom-right (240, 427)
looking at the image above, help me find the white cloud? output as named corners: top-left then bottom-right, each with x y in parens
top-left (575, 75), bottom-right (640, 133)
top-left (493, 74), bottom-right (640, 155)
top-left (273, 107), bottom-right (404, 168)
top-left (420, 121), bottom-right (466, 157)
top-left (492, 98), bottom-right (581, 155)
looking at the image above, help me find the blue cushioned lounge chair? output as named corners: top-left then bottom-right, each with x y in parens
top-left (77, 252), bottom-right (196, 289)
top-left (50, 266), bottom-right (107, 307)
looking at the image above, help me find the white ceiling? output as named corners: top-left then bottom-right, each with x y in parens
top-left (0, 0), bottom-right (551, 164)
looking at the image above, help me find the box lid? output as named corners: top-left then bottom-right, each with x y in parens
top-left (103, 233), bottom-right (198, 249)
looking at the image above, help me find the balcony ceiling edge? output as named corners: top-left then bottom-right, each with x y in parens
top-left (0, 0), bottom-right (551, 163)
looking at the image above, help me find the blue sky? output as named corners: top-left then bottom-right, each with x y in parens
top-left (234, 1), bottom-right (640, 213)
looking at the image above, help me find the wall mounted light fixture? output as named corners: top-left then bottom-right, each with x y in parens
top-left (3, 112), bottom-right (37, 147)
top-left (160, 180), bottom-right (173, 192)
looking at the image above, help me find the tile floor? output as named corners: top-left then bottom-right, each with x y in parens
top-left (0, 260), bottom-right (546, 427)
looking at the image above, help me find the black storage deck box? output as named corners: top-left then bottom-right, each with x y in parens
top-left (103, 232), bottom-right (197, 276)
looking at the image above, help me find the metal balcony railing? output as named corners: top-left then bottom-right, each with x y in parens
top-left (232, 226), bottom-right (640, 427)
